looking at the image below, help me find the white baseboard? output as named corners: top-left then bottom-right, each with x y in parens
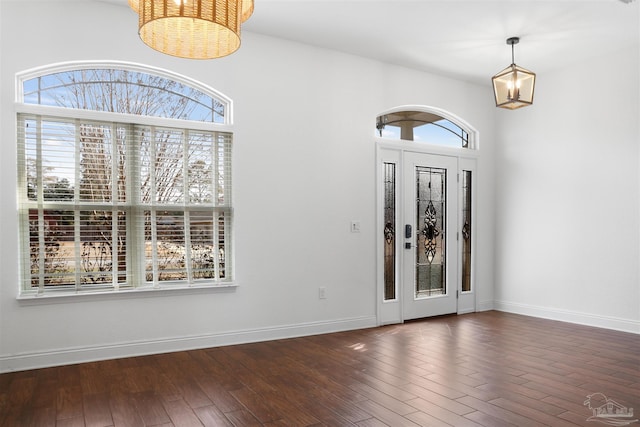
top-left (0, 315), bottom-right (377, 373)
top-left (477, 300), bottom-right (494, 312)
top-left (494, 300), bottom-right (640, 334)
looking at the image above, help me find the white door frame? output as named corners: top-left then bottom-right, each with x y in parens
top-left (374, 105), bottom-right (479, 325)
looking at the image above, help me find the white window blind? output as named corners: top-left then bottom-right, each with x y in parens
top-left (18, 114), bottom-right (232, 295)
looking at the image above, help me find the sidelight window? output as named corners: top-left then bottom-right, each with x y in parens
top-left (383, 162), bottom-right (397, 301)
top-left (461, 170), bottom-right (472, 293)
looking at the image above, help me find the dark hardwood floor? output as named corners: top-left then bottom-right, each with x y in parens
top-left (1, 311), bottom-right (639, 426)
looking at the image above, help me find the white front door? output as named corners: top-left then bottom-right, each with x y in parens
top-left (402, 152), bottom-right (458, 320)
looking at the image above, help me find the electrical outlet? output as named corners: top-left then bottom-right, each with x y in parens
top-left (319, 287), bottom-right (327, 299)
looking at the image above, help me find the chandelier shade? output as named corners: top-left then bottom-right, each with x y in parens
top-left (130, 0), bottom-right (253, 59)
top-left (139, 0), bottom-right (240, 59)
top-left (240, 0), bottom-right (254, 22)
top-left (492, 37), bottom-right (536, 109)
top-left (128, 0), bottom-right (254, 22)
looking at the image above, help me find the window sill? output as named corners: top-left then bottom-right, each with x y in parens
top-left (16, 283), bottom-right (238, 305)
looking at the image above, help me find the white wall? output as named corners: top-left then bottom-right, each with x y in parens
top-left (0, 2), bottom-right (495, 372)
top-left (494, 46), bottom-right (640, 333)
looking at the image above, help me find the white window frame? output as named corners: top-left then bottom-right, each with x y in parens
top-left (16, 62), bottom-right (236, 299)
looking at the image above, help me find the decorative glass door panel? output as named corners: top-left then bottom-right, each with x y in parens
top-left (457, 158), bottom-right (476, 314)
top-left (383, 162), bottom-right (397, 301)
top-left (461, 170), bottom-right (472, 293)
top-left (403, 153), bottom-right (457, 320)
top-left (415, 166), bottom-right (446, 298)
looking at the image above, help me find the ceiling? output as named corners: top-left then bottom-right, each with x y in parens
top-left (102, 0), bottom-right (638, 86)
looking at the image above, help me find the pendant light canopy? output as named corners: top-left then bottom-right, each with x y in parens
top-left (492, 37), bottom-right (536, 109)
top-left (129, 0), bottom-right (254, 59)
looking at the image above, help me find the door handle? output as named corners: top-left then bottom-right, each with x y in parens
top-left (405, 224), bottom-right (412, 249)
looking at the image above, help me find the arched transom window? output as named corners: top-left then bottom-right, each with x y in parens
top-left (21, 66), bottom-right (229, 123)
top-left (376, 109), bottom-right (471, 149)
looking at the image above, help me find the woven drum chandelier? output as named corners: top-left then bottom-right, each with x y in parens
top-left (128, 0), bottom-right (254, 59)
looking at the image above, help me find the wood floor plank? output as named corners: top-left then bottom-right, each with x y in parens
top-left (229, 387), bottom-right (282, 424)
top-left (30, 381), bottom-right (58, 410)
top-left (151, 373), bottom-right (183, 402)
top-left (457, 394), bottom-right (549, 427)
top-left (366, 353), bottom-right (433, 378)
top-left (475, 382), bottom-right (549, 401)
top-left (355, 418), bottom-right (391, 427)
top-left (289, 364), bottom-right (369, 404)
top-left (80, 362), bottom-right (110, 396)
top-left (354, 399), bottom-right (421, 427)
top-left (306, 387), bottom-right (375, 424)
top-left (349, 368), bottom-right (415, 397)
top-left (403, 410), bottom-right (454, 427)
top-left (83, 392), bottom-right (114, 427)
top-left (541, 394), bottom-right (593, 417)
top-left (173, 379), bottom-right (214, 409)
top-left (163, 398), bottom-right (205, 426)
top-left (558, 410), bottom-right (599, 425)
top-left (7, 375), bottom-right (36, 407)
top-left (406, 375), bottom-right (467, 400)
top-left (399, 381), bottom-right (477, 415)
top-left (405, 397), bottom-right (481, 426)
top-left (463, 410), bottom-right (520, 427)
top-left (57, 365), bottom-right (82, 389)
top-left (1, 311), bottom-right (637, 427)
top-left (349, 382), bottom-right (417, 415)
top-left (356, 360), bottom-right (415, 388)
top-left (57, 385), bottom-right (84, 420)
top-left (520, 372), bottom-right (590, 398)
top-left (223, 408), bottom-right (263, 426)
top-left (132, 390), bottom-right (171, 426)
top-left (461, 360), bottom-right (528, 380)
top-left (193, 405), bottom-right (234, 427)
top-left (24, 405), bottom-right (57, 427)
top-left (296, 400), bottom-right (360, 426)
top-left (258, 391), bottom-right (323, 426)
top-left (109, 393), bottom-right (145, 427)
top-left (488, 397), bottom-right (581, 427)
top-left (195, 376), bottom-right (244, 413)
top-left (56, 415), bottom-right (87, 427)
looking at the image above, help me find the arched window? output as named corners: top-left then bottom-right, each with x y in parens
top-left (16, 63), bottom-right (233, 296)
top-left (376, 108), bottom-right (473, 149)
top-left (20, 63), bottom-right (230, 123)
